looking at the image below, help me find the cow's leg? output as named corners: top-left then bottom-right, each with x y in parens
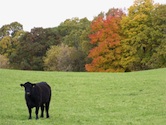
top-left (40, 104), bottom-right (44, 118)
top-left (28, 107), bottom-right (32, 119)
top-left (35, 106), bottom-right (39, 119)
top-left (45, 102), bottom-right (50, 118)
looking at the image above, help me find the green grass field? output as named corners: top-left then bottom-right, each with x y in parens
top-left (0, 68), bottom-right (166, 125)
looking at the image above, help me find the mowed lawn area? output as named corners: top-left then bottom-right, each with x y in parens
top-left (0, 68), bottom-right (166, 125)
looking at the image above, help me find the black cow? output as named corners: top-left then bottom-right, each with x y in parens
top-left (20, 82), bottom-right (51, 119)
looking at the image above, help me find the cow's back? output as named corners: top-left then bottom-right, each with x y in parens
top-left (36, 82), bottom-right (51, 103)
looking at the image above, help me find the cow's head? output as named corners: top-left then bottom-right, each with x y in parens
top-left (20, 82), bottom-right (36, 95)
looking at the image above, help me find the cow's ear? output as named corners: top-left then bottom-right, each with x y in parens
top-left (20, 84), bottom-right (24, 87)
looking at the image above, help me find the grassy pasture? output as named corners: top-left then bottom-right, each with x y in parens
top-left (0, 68), bottom-right (166, 125)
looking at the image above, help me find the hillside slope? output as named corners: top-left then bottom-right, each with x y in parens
top-left (0, 68), bottom-right (166, 125)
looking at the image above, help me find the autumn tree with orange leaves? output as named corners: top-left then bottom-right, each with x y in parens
top-left (85, 8), bottom-right (125, 72)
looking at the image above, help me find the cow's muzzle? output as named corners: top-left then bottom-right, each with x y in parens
top-left (26, 92), bottom-right (30, 95)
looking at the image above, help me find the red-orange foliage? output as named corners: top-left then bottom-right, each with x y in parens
top-left (85, 8), bottom-right (125, 72)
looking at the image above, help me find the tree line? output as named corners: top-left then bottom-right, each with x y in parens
top-left (0, 0), bottom-right (165, 72)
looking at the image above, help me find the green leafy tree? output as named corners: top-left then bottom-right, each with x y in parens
top-left (0, 22), bottom-right (23, 38)
top-left (57, 17), bottom-right (92, 71)
top-left (148, 4), bottom-right (166, 68)
top-left (0, 22), bottom-right (24, 57)
top-left (121, 0), bottom-right (155, 71)
top-left (0, 22), bottom-right (24, 68)
top-left (44, 44), bottom-right (82, 71)
top-left (0, 55), bottom-right (9, 68)
top-left (43, 45), bottom-right (60, 71)
top-left (58, 17), bottom-right (91, 51)
top-left (12, 27), bottom-right (60, 70)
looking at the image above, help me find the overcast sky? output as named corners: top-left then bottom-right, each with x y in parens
top-left (1, 0), bottom-right (165, 31)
